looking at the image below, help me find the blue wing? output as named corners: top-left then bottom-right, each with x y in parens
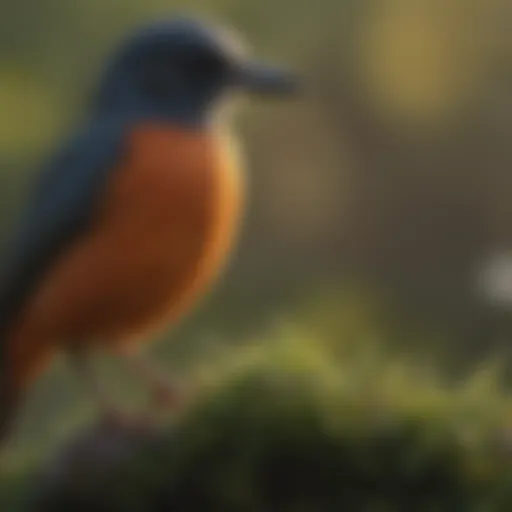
top-left (0, 120), bottom-right (125, 332)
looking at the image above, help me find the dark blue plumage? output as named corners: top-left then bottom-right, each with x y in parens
top-left (0, 122), bottom-right (124, 333)
top-left (0, 123), bottom-right (124, 439)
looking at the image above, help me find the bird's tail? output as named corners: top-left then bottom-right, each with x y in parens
top-left (0, 363), bottom-right (22, 446)
top-left (0, 325), bottom-right (53, 447)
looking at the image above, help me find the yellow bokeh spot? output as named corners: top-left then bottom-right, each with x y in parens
top-left (0, 69), bottom-right (59, 156)
top-left (355, 0), bottom-right (485, 124)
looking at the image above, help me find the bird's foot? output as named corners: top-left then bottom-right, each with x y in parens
top-left (99, 408), bottom-right (156, 435)
top-left (99, 408), bottom-right (132, 430)
top-left (151, 378), bottom-right (186, 411)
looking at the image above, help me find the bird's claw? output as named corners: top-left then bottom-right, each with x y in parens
top-left (152, 379), bottom-right (185, 411)
top-left (100, 408), bottom-right (132, 430)
top-left (99, 408), bottom-right (155, 435)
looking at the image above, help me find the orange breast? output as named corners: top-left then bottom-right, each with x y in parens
top-left (24, 124), bottom-right (245, 347)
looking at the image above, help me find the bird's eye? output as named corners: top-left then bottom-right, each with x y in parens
top-left (137, 47), bottom-right (226, 98)
top-left (185, 52), bottom-right (225, 80)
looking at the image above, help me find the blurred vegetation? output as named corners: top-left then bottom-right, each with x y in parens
top-left (11, 328), bottom-right (512, 511)
top-left (1, 303), bottom-right (512, 509)
top-left (1, 0), bottom-right (512, 507)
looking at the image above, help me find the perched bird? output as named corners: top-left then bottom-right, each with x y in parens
top-left (0, 16), bottom-right (297, 442)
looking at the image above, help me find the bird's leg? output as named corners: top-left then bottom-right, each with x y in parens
top-left (115, 348), bottom-right (184, 412)
top-left (68, 348), bottom-right (129, 429)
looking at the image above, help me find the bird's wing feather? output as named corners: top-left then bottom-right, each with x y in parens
top-left (0, 121), bottom-right (125, 442)
top-left (0, 121), bottom-right (126, 332)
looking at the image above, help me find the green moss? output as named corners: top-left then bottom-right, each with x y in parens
top-left (33, 336), bottom-right (512, 511)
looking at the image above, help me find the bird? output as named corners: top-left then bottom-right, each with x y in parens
top-left (0, 15), bottom-right (297, 443)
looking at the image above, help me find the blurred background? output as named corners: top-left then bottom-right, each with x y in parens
top-left (1, 0), bottom-right (512, 508)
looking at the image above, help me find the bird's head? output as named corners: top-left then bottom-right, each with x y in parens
top-left (94, 16), bottom-right (298, 126)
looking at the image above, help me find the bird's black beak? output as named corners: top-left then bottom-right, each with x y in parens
top-left (234, 60), bottom-right (298, 95)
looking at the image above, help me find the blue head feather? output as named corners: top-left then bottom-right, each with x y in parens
top-left (93, 16), bottom-right (297, 127)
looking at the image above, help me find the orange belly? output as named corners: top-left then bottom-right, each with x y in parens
top-left (21, 124), bottom-right (245, 349)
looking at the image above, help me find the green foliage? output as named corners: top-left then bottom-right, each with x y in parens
top-left (33, 334), bottom-right (512, 511)
top-left (0, 471), bottom-right (32, 511)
